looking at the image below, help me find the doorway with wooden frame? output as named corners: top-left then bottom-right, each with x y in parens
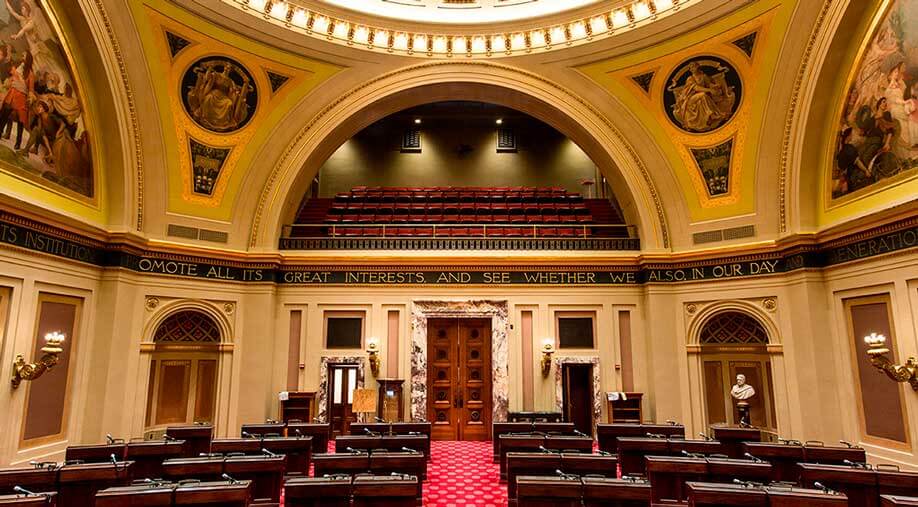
top-left (699, 311), bottom-right (777, 431)
top-left (562, 363), bottom-right (594, 435)
top-left (427, 318), bottom-right (492, 441)
top-left (327, 363), bottom-right (359, 437)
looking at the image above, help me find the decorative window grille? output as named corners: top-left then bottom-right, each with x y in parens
top-left (496, 128), bottom-right (517, 152)
top-left (154, 310), bottom-right (221, 343)
top-left (700, 311), bottom-right (768, 345)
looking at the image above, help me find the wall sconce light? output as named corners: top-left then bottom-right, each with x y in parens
top-left (367, 337), bottom-right (381, 377)
top-left (864, 333), bottom-right (917, 391)
top-left (12, 332), bottom-right (66, 389)
top-left (541, 338), bottom-right (555, 378)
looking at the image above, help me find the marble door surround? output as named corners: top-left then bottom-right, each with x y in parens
top-left (410, 300), bottom-right (510, 423)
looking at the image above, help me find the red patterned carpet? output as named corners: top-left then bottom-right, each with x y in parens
top-left (423, 440), bottom-right (507, 506)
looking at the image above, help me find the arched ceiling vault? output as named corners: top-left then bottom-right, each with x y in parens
top-left (9, 0), bottom-right (911, 257)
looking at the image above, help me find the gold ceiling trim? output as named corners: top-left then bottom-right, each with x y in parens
top-left (223, 0), bottom-right (699, 59)
top-left (778, 0), bottom-right (833, 232)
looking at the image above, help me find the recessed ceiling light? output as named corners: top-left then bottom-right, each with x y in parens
top-left (414, 118), bottom-right (422, 124)
top-left (496, 118), bottom-right (503, 125)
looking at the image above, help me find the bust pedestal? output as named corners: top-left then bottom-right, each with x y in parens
top-left (736, 401), bottom-right (751, 427)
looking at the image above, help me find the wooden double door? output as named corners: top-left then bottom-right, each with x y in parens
top-left (427, 318), bottom-right (492, 441)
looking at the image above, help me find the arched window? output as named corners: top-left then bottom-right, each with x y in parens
top-left (699, 310), bottom-right (776, 430)
top-left (700, 311), bottom-right (769, 346)
top-left (146, 310), bottom-right (221, 428)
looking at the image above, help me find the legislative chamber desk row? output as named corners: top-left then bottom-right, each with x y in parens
top-left (492, 421), bottom-right (575, 459)
top-left (237, 422), bottom-right (330, 454)
top-left (348, 422), bottom-right (431, 438)
top-left (333, 434), bottom-right (430, 460)
top-left (313, 451), bottom-right (426, 482)
top-left (497, 433), bottom-right (594, 476)
top-left (506, 452), bottom-right (618, 498)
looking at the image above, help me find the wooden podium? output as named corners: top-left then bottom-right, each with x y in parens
top-left (280, 391), bottom-right (316, 423)
top-left (376, 379), bottom-right (405, 422)
top-left (606, 392), bottom-right (643, 423)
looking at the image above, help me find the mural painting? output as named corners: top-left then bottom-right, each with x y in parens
top-left (690, 139), bottom-right (733, 196)
top-left (665, 56), bottom-right (742, 134)
top-left (189, 138), bottom-right (229, 195)
top-left (181, 56), bottom-right (257, 133)
top-left (0, 0), bottom-right (93, 197)
top-left (833, 0), bottom-right (918, 199)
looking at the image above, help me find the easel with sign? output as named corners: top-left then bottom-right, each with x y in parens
top-left (351, 388), bottom-right (377, 423)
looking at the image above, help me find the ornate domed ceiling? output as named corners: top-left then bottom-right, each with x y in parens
top-left (316, 0), bottom-right (602, 25)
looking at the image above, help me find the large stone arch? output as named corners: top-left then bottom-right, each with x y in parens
top-left (249, 62), bottom-right (671, 251)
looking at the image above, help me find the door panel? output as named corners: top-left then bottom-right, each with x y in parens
top-left (427, 318), bottom-right (491, 441)
top-left (703, 361), bottom-right (727, 425)
top-left (562, 364), bottom-right (593, 435)
top-left (459, 318), bottom-right (491, 441)
top-left (329, 365), bottom-right (357, 437)
top-left (429, 319), bottom-right (458, 440)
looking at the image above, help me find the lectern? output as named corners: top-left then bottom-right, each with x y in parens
top-left (376, 379), bottom-right (405, 422)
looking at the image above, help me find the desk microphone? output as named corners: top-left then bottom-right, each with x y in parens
top-left (539, 446), bottom-right (557, 454)
top-left (241, 431), bottom-right (256, 439)
top-left (294, 429), bottom-right (303, 438)
top-left (106, 434), bottom-right (115, 445)
top-left (555, 469), bottom-right (579, 481)
top-left (744, 453), bottom-right (764, 463)
top-left (162, 434), bottom-right (176, 442)
top-left (813, 481), bottom-right (836, 494)
top-left (646, 432), bottom-right (665, 439)
top-left (573, 430), bottom-right (590, 438)
top-left (345, 447), bottom-right (362, 454)
top-left (13, 486), bottom-right (38, 496)
top-left (698, 432), bottom-right (712, 441)
top-left (221, 473), bottom-right (238, 484)
top-left (312, 417), bottom-right (322, 423)
top-left (408, 431), bottom-right (421, 436)
top-left (261, 448), bottom-right (277, 457)
top-left (110, 453), bottom-right (123, 472)
top-left (401, 447), bottom-right (418, 454)
top-left (843, 459), bottom-right (868, 469)
top-left (364, 427), bottom-right (379, 436)
top-left (839, 440), bottom-right (856, 448)
top-left (597, 450), bottom-right (613, 456)
top-left (666, 419), bottom-right (678, 426)
top-left (375, 417), bottom-right (386, 423)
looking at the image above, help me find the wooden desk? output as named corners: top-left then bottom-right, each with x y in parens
top-left (581, 477), bottom-right (651, 507)
top-left (240, 423), bottom-right (285, 437)
top-left (312, 453), bottom-right (369, 478)
top-left (561, 453), bottom-right (618, 478)
top-left (284, 476), bottom-right (352, 507)
top-left (57, 461), bottom-right (133, 507)
top-left (617, 437), bottom-right (668, 476)
top-left (223, 455), bottom-right (285, 503)
top-left (882, 496), bottom-right (918, 506)
top-left (211, 437), bottom-right (313, 475)
top-left (334, 435), bottom-right (429, 459)
top-left (351, 475), bottom-right (418, 507)
top-left (369, 452), bottom-right (426, 480)
top-left (493, 422), bottom-right (575, 461)
top-left (498, 435), bottom-right (548, 477)
top-left (506, 453), bottom-right (562, 499)
top-left (126, 440), bottom-right (186, 480)
top-left (709, 426), bottom-right (762, 459)
top-left (94, 484), bottom-right (174, 506)
top-left (508, 412), bottom-right (564, 423)
top-left (798, 463), bottom-right (880, 507)
top-left (165, 425), bottom-right (213, 458)
top-left (742, 442), bottom-right (805, 482)
top-left (596, 423), bottom-right (686, 454)
top-left (544, 435), bottom-right (593, 453)
top-left (0, 467), bottom-right (58, 495)
top-left (285, 423), bottom-right (330, 454)
top-left (64, 443), bottom-right (125, 464)
top-left (0, 492), bottom-right (57, 506)
top-left (349, 422), bottom-right (431, 437)
top-left (877, 469), bottom-right (918, 498)
top-left (686, 481), bottom-right (768, 506)
top-left (767, 486), bottom-right (849, 507)
top-left (646, 456), bottom-right (772, 505)
top-left (174, 480), bottom-right (252, 506)
top-left (515, 476), bottom-right (582, 507)
top-left (162, 458), bottom-right (225, 482)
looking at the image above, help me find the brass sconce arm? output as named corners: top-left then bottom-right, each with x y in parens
top-left (540, 339), bottom-right (555, 378)
top-left (12, 332), bottom-right (66, 389)
top-left (864, 333), bottom-right (918, 391)
top-left (366, 337), bottom-right (381, 377)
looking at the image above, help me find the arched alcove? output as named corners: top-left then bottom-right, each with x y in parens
top-left (249, 62), bottom-right (674, 250)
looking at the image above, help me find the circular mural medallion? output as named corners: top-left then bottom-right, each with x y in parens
top-left (664, 56), bottom-right (742, 133)
top-left (181, 56), bottom-right (258, 133)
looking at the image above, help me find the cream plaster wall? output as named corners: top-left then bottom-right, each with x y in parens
top-left (0, 248), bottom-right (915, 469)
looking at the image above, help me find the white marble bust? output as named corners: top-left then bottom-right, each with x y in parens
top-left (730, 374), bottom-right (756, 400)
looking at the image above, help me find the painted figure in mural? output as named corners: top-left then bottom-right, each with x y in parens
top-left (0, 0), bottom-right (92, 196)
top-left (186, 60), bottom-right (253, 132)
top-left (833, 0), bottom-right (918, 199)
top-left (669, 61), bottom-right (737, 133)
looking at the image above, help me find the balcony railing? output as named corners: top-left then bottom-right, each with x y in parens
top-left (279, 223), bottom-right (639, 251)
